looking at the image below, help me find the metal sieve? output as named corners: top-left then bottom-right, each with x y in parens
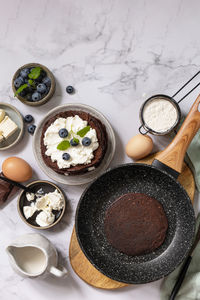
top-left (139, 71), bottom-right (200, 135)
top-left (139, 94), bottom-right (181, 135)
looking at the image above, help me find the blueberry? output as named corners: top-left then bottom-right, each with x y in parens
top-left (62, 153), bottom-right (70, 160)
top-left (35, 75), bottom-right (43, 83)
top-left (37, 83), bottom-right (47, 94)
top-left (70, 138), bottom-right (79, 146)
top-left (20, 68), bottom-right (29, 78)
top-left (45, 87), bottom-right (50, 95)
top-left (14, 76), bottom-right (24, 88)
top-left (82, 137), bottom-right (91, 146)
top-left (32, 92), bottom-right (42, 102)
top-left (35, 70), bottom-right (46, 83)
top-left (66, 86), bottom-right (75, 94)
top-left (41, 70), bottom-right (46, 77)
top-left (24, 114), bottom-right (34, 123)
top-left (28, 124), bottom-right (36, 134)
top-left (26, 94), bottom-right (32, 101)
top-left (19, 89), bottom-right (27, 97)
top-left (59, 128), bottom-right (68, 138)
top-left (27, 86), bottom-right (35, 94)
top-left (42, 77), bottom-right (51, 87)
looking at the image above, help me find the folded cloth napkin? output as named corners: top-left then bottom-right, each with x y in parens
top-left (161, 213), bottom-right (200, 300)
top-left (185, 130), bottom-right (200, 192)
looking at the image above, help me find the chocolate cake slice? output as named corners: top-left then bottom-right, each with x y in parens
top-left (104, 193), bottom-right (168, 256)
top-left (41, 111), bottom-right (107, 175)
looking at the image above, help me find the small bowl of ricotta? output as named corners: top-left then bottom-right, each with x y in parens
top-left (18, 180), bottom-right (66, 229)
top-left (139, 95), bottom-right (181, 135)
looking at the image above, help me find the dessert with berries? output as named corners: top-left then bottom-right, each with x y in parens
top-left (41, 111), bottom-right (107, 175)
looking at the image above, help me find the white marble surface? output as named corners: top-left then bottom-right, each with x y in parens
top-left (0, 0), bottom-right (200, 299)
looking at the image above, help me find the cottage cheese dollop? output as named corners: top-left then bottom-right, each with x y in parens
top-left (35, 189), bottom-right (64, 212)
top-left (26, 192), bottom-right (35, 201)
top-left (36, 211), bottom-right (55, 227)
top-left (43, 115), bottom-right (99, 169)
top-left (24, 189), bottom-right (64, 227)
top-left (23, 202), bottom-right (37, 219)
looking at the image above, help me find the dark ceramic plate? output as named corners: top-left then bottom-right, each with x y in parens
top-left (18, 180), bottom-right (66, 229)
top-left (75, 164), bottom-right (195, 284)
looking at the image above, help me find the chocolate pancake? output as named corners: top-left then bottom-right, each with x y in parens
top-left (41, 111), bottom-right (107, 175)
top-left (104, 193), bottom-right (168, 256)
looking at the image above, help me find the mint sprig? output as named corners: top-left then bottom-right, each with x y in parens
top-left (15, 83), bottom-right (28, 96)
top-left (77, 126), bottom-right (90, 137)
top-left (28, 67), bottom-right (41, 79)
top-left (28, 79), bottom-right (33, 85)
top-left (72, 137), bottom-right (79, 144)
top-left (57, 140), bottom-right (70, 150)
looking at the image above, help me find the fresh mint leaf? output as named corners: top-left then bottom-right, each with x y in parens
top-left (72, 137), bottom-right (79, 144)
top-left (15, 83), bottom-right (28, 96)
top-left (77, 126), bottom-right (90, 137)
top-left (57, 140), bottom-right (70, 150)
top-left (28, 79), bottom-right (33, 85)
top-left (28, 67), bottom-right (41, 80)
top-left (28, 79), bottom-right (36, 88)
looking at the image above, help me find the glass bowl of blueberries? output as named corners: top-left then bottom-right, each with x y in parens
top-left (12, 63), bottom-right (56, 106)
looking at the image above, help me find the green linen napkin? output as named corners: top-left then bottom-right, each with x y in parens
top-left (161, 122), bottom-right (200, 299)
top-left (185, 129), bottom-right (200, 192)
top-left (160, 117), bottom-right (200, 299)
top-left (161, 213), bottom-right (200, 300)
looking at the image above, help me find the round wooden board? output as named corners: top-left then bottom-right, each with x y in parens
top-left (69, 153), bottom-right (195, 289)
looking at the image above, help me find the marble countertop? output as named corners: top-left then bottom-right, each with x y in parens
top-left (1, 0), bottom-right (200, 299)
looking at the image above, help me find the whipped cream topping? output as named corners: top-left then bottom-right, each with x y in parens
top-left (24, 189), bottom-right (64, 227)
top-left (43, 115), bottom-right (99, 169)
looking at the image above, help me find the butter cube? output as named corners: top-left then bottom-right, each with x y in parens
top-left (0, 109), bottom-right (5, 122)
top-left (0, 116), bottom-right (18, 140)
top-left (0, 131), bottom-right (3, 142)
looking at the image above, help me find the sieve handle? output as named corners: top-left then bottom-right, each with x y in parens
top-left (155, 94), bottom-right (200, 174)
top-left (138, 125), bottom-right (149, 135)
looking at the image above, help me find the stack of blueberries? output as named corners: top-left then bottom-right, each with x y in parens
top-left (14, 67), bottom-right (51, 102)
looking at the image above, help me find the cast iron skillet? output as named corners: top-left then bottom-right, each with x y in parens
top-left (75, 95), bottom-right (200, 284)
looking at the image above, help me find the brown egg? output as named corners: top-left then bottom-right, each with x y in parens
top-left (126, 134), bottom-right (153, 160)
top-left (2, 157), bottom-right (32, 182)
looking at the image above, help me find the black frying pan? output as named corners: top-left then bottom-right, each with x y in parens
top-left (75, 95), bottom-right (200, 284)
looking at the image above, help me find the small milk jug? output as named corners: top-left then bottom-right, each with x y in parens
top-left (6, 233), bottom-right (67, 278)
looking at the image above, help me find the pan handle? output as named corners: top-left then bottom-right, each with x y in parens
top-left (154, 94), bottom-right (200, 174)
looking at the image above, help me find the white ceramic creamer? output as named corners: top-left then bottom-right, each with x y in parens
top-left (6, 233), bottom-right (67, 278)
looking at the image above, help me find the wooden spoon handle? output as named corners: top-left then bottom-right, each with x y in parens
top-left (155, 94), bottom-right (200, 173)
top-left (0, 175), bottom-right (32, 193)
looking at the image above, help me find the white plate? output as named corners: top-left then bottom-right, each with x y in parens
top-left (0, 102), bottom-right (24, 150)
top-left (33, 103), bottom-right (116, 185)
